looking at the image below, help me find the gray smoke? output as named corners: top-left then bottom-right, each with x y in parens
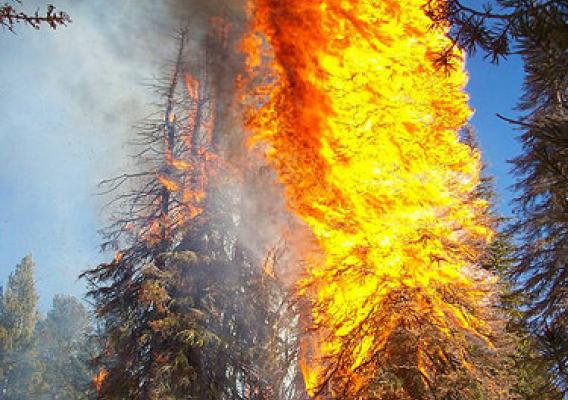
top-left (0, 0), bottom-right (306, 306)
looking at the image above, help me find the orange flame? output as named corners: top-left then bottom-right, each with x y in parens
top-left (240, 0), bottom-right (494, 397)
top-left (157, 175), bottom-right (180, 192)
top-left (93, 368), bottom-right (108, 396)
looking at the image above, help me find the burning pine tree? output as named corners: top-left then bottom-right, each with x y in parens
top-left (83, 20), bottom-right (303, 399)
top-left (240, 0), bottom-right (513, 398)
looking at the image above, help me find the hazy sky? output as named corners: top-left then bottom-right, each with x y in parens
top-left (0, 0), bottom-right (524, 311)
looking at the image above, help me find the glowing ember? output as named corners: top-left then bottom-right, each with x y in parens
top-left (158, 175), bottom-right (180, 192)
top-left (93, 368), bottom-right (108, 394)
top-left (240, 0), bottom-right (495, 397)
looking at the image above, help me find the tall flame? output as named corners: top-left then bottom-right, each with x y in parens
top-left (240, 0), bottom-right (495, 398)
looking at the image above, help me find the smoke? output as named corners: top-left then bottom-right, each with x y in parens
top-left (0, 0), bottom-right (238, 309)
top-left (167, 0), bottom-right (245, 23)
top-left (163, 0), bottom-right (310, 283)
top-left (1, 0), bottom-right (303, 328)
top-left (0, 2), bottom-right (315, 397)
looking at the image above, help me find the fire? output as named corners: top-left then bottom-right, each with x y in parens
top-left (137, 70), bottom-right (224, 248)
top-left (93, 368), bottom-right (108, 395)
top-left (240, 0), bottom-right (495, 398)
top-left (158, 175), bottom-right (180, 192)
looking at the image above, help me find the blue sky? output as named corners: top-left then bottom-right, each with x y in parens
top-left (0, 0), bottom-right (174, 310)
top-left (0, 1), bottom-right (525, 312)
top-left (466, 54), bottom-right (524, 211)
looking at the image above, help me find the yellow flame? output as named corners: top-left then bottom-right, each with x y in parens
top-left (157, 175), bottom-right (180, 192)
top-left (93, 368), bottom-right (108, 395)
top-left (240, 0), bottom-right (494, 397)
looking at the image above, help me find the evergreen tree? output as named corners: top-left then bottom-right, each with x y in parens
top-left (464, 127), bottom-right (564, 400)
top-left (0, 255), bottom-right (37, 351)
top-left (35, 295), bottom-right (94, 400)
top-left (83, 20), bottom-right (304, 398)
top-left (509, 9), bottom-right (568, 390)
top-left (0, 254), bottom-right (42, 400)
top-left (424, 1), bottom-right (567, 69)
top-left (81, 30), bottom-right (214, 399)
top-left (426, 1), bottom-right (568, 393)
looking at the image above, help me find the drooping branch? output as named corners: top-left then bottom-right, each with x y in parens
top-left (1, 3), bottom-right (70, 31)
top-left (424, 0), bottom-right (568, 69)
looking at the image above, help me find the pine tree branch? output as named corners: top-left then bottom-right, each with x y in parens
top-left (1, 3), bottom-right (70, 32)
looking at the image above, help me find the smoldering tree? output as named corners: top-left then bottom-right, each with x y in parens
top-left (83, 22), bottom-right (305, 400)
top-left (164, 20), bottom-right (305, 399)
top-left (82, 29), bottom-right (217, 399)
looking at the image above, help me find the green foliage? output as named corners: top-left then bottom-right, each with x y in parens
top-left (425, 1), bottom-right (568, 68)
top-left (0, 257), bottom-right (94, 400)
top-left (0, 255), bottom-right (38, 352)
top-left (35, 295), bottom-right (94, 400)
top-left (430, 1), bottom-right (568, 394)
top-left (0, 254), bottom-right (42, 399)
top-left (462, 128), bottom-right (563, 399)
top-left (81, 31), bottom-right (224, 399)
top-left (509, 7), bottom-right (568, 393)
top-left (485, 229), bottom-right (563, 400)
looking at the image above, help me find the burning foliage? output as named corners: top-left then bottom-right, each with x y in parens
top-left (83, 17), bottom-right (303, 399)
top-left (80, 0), bottom-right (541, 398)
top-left (239, 0), bottom-right (511, 398)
